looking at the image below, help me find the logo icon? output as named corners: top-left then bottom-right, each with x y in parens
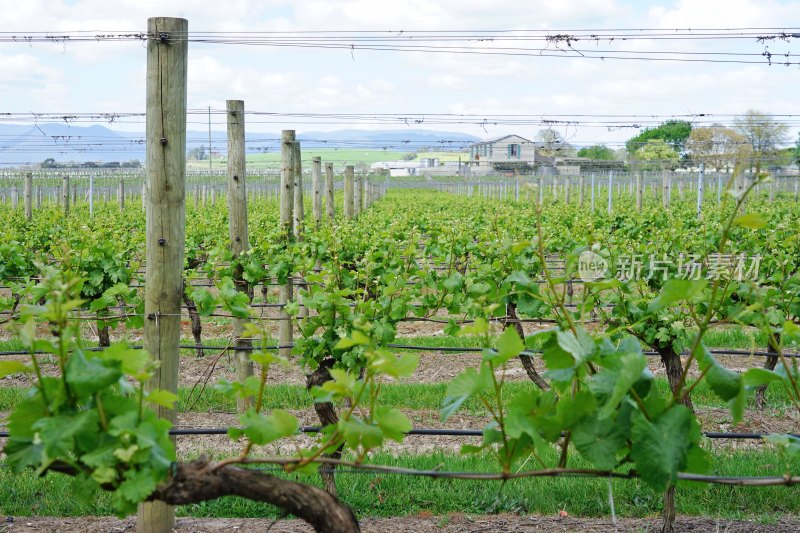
top-left (578, 251), bottom-right (609, 282)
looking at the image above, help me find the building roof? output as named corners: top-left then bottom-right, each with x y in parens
top-left (471, 134), bottom-right (532, 146)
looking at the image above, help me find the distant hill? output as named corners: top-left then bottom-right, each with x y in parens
top-left (0, 123), bottom-right (480, 167)
top-left (0, 123), bottom-right (143, 166)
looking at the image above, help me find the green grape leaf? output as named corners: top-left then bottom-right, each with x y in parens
top-left (732, 213), bottom-right (767, 230)
top-left (441, 364), bottom-right (493, 421)
top-left (484, 327), bottom-right (524, 365)
top-left (65, 351), bottom-right (123, 396)
top-left (630, 405), bottom-right (694, 492)
top-left (239, 409), bottom-right (299, 446)
top-left (742, 368), bottom-right (784, 388)
top-left (443, 272), bottom-right (463, 291)
top-left (573, 416), bottom-right (626, 470)
top-left (0, 360), bottom-right (32, 378)
top-left (335, 330), bottom-right (370, 350)
top-left (648, 279), bottom-right (708, 312)
top-left (374, 406), bottom-right (412, 442)
top-left (599, 351), bottom-right (648, 419)
top-left (145, 389), bottom-right (178, 410)
top-left (556, 328), bottom-right (595, 365)
top-left (341, 418), bottom-right (384, 450)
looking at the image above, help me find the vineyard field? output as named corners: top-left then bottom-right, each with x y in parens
top-left (1, 181), bottom-right (799, 531)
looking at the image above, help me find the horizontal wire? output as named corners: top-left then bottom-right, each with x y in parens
top-left (0, 343), bottom-right (793, 358)
top-left (0, 425), bottom-right (796, 441)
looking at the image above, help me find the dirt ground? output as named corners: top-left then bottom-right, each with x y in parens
top-left (5, 513), bottom-right (800, 533)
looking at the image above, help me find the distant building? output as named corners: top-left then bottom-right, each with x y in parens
top-left (468, 135), bottom-right (536, 172)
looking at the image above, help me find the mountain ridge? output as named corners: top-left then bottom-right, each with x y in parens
top-left (0, 123), bottom-right (482, 166)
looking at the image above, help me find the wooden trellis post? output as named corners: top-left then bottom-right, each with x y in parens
top-left (293, 142), bottom-right (304, 239)
top-left (635, 173), bottom-right (642, 210)
top-left (24, 172), bottom-right (32, 220)
top-left (227, 99), bottom-right (252, 411)
top-left (61, 174), bottom-right (69, 216)
top-left (325, 162), bottom-right (335, 220)
top-left (137, 16), bottom-right (187, 533)
top-left (354, 171), bottom-right (363, 216)
top-left (312, 156), bottom-right (322, 226)
top-left (344, 165), bottom-right (354, 219)
top-left (279, 130), bottom-right (295, 359)
top-left (696, 163), bottom-right (705, 218)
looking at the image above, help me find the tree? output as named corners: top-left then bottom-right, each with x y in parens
top-left (634, 139), bottom-right (680, 171)
top-left (686, 125), bottom-right (749, 172)
top-left (187, 145), bottom-right (207, 160)
top-left (577, 144), bottom-right (616, 160)
top-left (625, 120), bottom-right (692, 156)
top-left (794, 132), bottom-right (800, 166)
top-left (41, 157), bottom-right (57, 168)
top-left (535, 128), bottom-right (570, 157)
top-left (732, 110), bottom-right (789, 173)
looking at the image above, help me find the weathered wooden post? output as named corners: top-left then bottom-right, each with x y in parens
top-left (293, 142), bottom-right (304, 239)
top-left (354, 171), bottom-right (363, 216)
top-left (662, 173), bottom-right (670, 210)
top-left (89, 174), bottom-right (95, 216)
top-left (23, 172), bottom-right (32, 220)
top-left (578, 174), bottom-right (584, 207)
top-left (607, 172), bottom-right (614, 214)
top-left (279, 130), bottom-right (295, 359)
top-left (137, 16), bottom-right (187, 533)
top-left (564, 176), bottom-right (571, 205)
top-left (118, 176), bottom-right (125, 212)
top-left (325, 162), bottom-right (335, 219)
top-left (344, 165), bottom-right (355, 219)
top-left (227, 100), bottom-right (252, 411)
top-left (61, 174), bottom-right (70, 216)
top-left (312, 156), bottom-right (322, 226)
top-left (696, 163), bottom-right (705, 218)
top-left (141, 182), bottom-right (147, 211)
top-left (635, 173), bottom-right (642, 210)
top-left (537, 175), bottom-right (543, 205)
top-left (291, 144), bottom-right (308, 320)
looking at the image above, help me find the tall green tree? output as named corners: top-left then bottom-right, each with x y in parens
top-left (732, 110), bottom-right (789, 173)
top-left (634, 139), bottom-right (680, 171)
top-left (577, 144), bottom-right (616, 160)
top-left (794, 132), bottom-right (800, 166)
top-left (625, 120), bottom-right (692, 156)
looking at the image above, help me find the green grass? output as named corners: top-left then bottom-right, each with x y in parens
top-left (244, 149), bottom-right (408, 168)
top-left (201, 377), bottom-right (791, 413)
top-left (0, 376), bottom-right (792, 414)
top-left (0, 448), bottom-right (797, 521)
top-left (188, 149), bottom-right (470, 170)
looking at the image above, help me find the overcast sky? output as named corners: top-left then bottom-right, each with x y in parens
top-left (2, 0), bottom-right (799, 148)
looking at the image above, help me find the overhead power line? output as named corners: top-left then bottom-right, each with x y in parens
top-left (0, 28), bottom-right (797, 65)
